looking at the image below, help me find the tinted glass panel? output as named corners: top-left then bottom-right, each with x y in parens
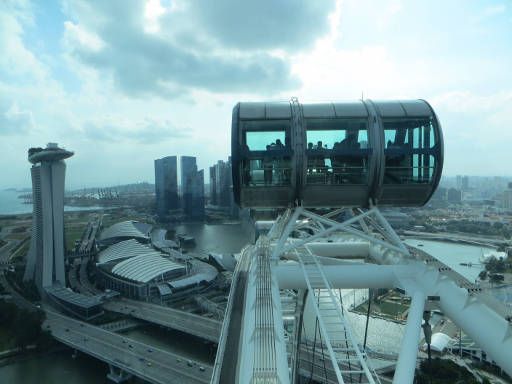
top-left (241, 120), bottom-right (291, 186)
top-left (306, 119), bottom-right (368, 149)
top-left (305, 118), bottom-right (369, 185)
top-left (383, 118), bottom-right (437, 184)
top-left (241, 157), bottom-right (291, 186)
top-left (246, 131), bottom-right (286, 151)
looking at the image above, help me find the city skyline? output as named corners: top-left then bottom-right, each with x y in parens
top-left (0, 1), bottom-right (511, 189)
top-left (2, 2), bottom-right (512, 383)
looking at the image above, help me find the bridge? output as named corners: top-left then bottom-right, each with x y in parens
top-left (44, 309), bottom-right (212, 384)
top-left (103, 298), bottom-right (222, 343)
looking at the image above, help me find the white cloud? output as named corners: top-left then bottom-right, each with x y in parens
top-left (1, 0), bottom-right (512, 188)
top-left (0, 3), bottom-right (46, 82)
top-left (63, 21), bottom-right (105, 52)
top-left (0, 100), bottom-right (34, 135)
top-left (483, 4), bottom-right (506, 17)
top-left (82, 116), bottom-right (190, 144)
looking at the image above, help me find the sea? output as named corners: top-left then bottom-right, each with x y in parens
top-left (0, 189), bottom-right (104, 215)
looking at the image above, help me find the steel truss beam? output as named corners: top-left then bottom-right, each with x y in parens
top-left (264, 206), bottom-right (512, 383)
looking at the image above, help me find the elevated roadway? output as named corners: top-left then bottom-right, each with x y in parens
top-left (44, 309), bottom-right (212, 384)
top-left (103, 298), bottom-right (221, 343)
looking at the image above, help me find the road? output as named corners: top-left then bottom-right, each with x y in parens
top-left (0, 270), bottom-right (213, 384)
top-left (0, 239), bottom-right (20, 264)
top-left (45, 309), bottom-right (213, 384)
top-left (103, 298), bottom-right (222, 343)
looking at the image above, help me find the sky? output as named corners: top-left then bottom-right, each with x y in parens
top-left (0, 0), bottom-right (511, 190)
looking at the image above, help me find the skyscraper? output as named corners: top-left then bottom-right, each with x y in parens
top-left (24, 143), bottom-right (73, 293)
top-left (214, 159), bottom-right (232, 207)
top-left (180, 156), bottom-right (205, 218)
top-left (208, 157), bottom-right (238, 217)
top-left (154, 156), bottom-right (179, 218)
top-left (209, 165), bottom-right (217, 206)
top-left (502, 183), bottom-right (512, 209)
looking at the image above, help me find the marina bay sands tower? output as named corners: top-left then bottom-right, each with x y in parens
top-left (24, 143), bottom-right (74, 293)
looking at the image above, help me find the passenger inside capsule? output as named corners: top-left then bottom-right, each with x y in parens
top-left (332, 128), bottom-right (363, 184)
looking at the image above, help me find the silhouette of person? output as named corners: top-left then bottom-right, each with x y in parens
top-left (334, 129), bottom-right (361, 183)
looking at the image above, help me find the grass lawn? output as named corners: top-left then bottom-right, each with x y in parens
top-left (5, 233), bottom-right (29, 240)
top-left (378, 300), bottom-right (409, 318)
top-left (65, 227), bottom-right (85, 251)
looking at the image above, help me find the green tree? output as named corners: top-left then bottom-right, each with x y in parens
top-left (415, 358), bottom-right (479, 384)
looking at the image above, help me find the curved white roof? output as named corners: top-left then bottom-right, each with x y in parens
top-left (100, 221), bottom-right (151, 242)
top-left (97, 239), bottom-right (159, 265)
top-left (168, 260), bottom-right (218, 289)
top-left (111, 254), bottom-right (185, 283)
top-left (151, 228), bottom-right (179, 250)
top-left (423, 332), bottom-right (452, 353)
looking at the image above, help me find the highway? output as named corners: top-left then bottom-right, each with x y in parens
top-left (0, 239), bottom-right (20, 265)
top-left (103, 298), bottom-right (222, 343)
top-left (44, 309), bottom-right (213, 384)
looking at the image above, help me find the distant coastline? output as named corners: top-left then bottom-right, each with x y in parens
top-left (0, 190), bottom-right (109, 216)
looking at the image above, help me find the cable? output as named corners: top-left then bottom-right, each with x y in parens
top-left (360, 288), bottom-right (372, 383)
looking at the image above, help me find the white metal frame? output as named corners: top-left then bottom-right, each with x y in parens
top-left (213, 206), bottom-right (512, 384)
top-left (266, 206), bottom-right (512, 384)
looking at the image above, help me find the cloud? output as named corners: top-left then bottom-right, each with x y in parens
top-left (483, 4), bottom-right (506, 17)
top-left (184, 0), bottom-right (336, 50)
top-left (0, 99), bottom-right (34, 135)
top-left (83, 117), bottom-right (190, 144)
top-left (60, 0), bottom-right (337, 97)
top-left (0, 1), bottom-right (47, 83)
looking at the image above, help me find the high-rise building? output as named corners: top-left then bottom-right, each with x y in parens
top-left (209, 165), bottom-right (217, 205)
top-left (154, 156), bottom-right (179, 218)
top-left (209, 157), bottom-right (238, 217)
top-left (181, 156), bottom-right (205, 218)
top-left (462, 176), bottom-right (469, 191)
top-left (214, 159), bottom-right (232, 207)
top-left (447, 188), bottom-right (462, 204)
top-left (24, 143), bottom-right (73, 293)
top-left (502, 183), bottom-right (512, 210)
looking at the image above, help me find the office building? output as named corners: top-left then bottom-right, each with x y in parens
top-left (209, 158), bottom-right (238, 216)
top-left (447, 188), bottom-right (462, 204)
top-left (181, 156), bottom-right (205, 218)
top-left (154, 156), bottom-right (179, 218)
top-left (213, 159), bottom-right (232, 207)
top-left (209, 165), bottom-right (217, 205)
top-left (457, 175), bottom-right (470, 191)
top-left (502, 183), bottom-right (512, 210)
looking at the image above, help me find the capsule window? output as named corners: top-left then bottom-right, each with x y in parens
top-left (240, 120), bottom-right (291, 187)
top-left (245, 131), bottom-right (286, 151)
top-left (305, 118), bottom-right (369, 185)
top-left (383, 118), bottom-right (437, 184)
